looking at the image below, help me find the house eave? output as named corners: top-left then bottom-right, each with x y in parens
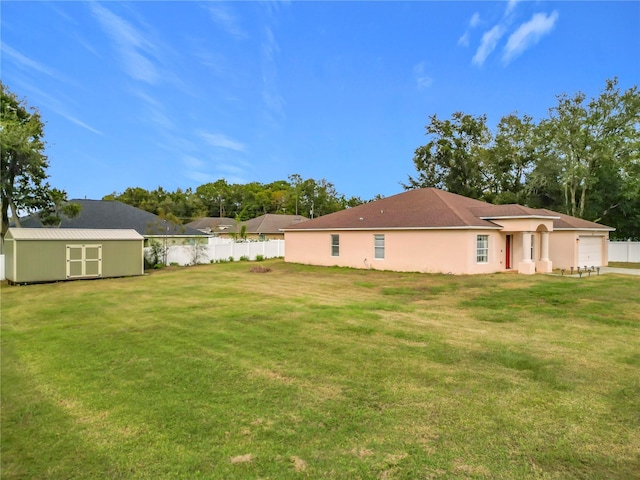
top-left (479, 215), bottom-right (560, 220)
top-left (553, 227), bottom-right (616, 232)
top-left (283, 226), bottom-right (503, 232)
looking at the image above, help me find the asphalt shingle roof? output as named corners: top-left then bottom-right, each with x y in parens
top-left (20, 200), bottom-right (208, 237)
top-left (283, 188), bottom-right (613, 231)
top-left (238, 214), bottom-right (309, 234)
top-left (185, 217), bottom-right (236, 232)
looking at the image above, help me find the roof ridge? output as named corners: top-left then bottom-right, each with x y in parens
top-left (432, 189), bottom-right (483, 227)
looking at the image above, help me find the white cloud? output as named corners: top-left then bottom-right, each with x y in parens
top-left (7, 80), bottom-right (102, 135)
top-left (458, 32), bottom-right (470, 47)
top-left (413, 62), bottom-right (434, 90)
top-left (260, 26), bottom-right (285, 120)
top-left (472, 25), bottom-right (505, 66)
top-left (61, 113), bottom-right (104, 136)
top-left (2, 44), bottom-right (67, 81)
top-left (183, 155), bottom-right (206, 169)
top-left (206, 4), bottom-right (248, 40)
top-left (129, 89), bottom-right (173, 130)
top-left (503, 11), bottom-right (559, 64)
top-left (505, 0), bottom-right (521, 17)
top-left (470, 12), bottom-right (481, 28)
top-left (90, 3), bottom-right (160, 84)
top-left (458, 12), bottom-right (481, 47)
top-left (199, 132), bottom-right (246, 152)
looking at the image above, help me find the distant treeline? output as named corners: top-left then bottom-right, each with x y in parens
top-left (102, 175), bottom-right (369, 223)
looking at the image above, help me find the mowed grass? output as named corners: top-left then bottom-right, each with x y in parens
top-left (609, 261), bottom-right (640, 269)
top-left (2, 260), bottom-right (639, 479)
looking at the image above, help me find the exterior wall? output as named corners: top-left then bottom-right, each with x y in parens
top-left (7, 239), bottom-right (143, 284)
top-left (490, 218), bottom-right (554, 232)
top-left (4, 240), bottom-right (15, 282)
top-left (548, 231), bottom-right (609, 269)
top-left (548, 231), bottom-right (578, 270)
top-left (285, 229), bottom-right (505, 275)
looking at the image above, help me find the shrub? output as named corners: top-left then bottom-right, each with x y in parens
top-left (256, 255), bottom-right (265, 262)
top-left (239, 255), bottom-right (250, 262)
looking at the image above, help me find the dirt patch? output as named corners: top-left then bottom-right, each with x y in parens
top-left (291, 456), bottom-right (307, 472)
top-left (251, 368), bottom-right (294, 384)
top-left (250, 265), bottom-right (272, 273)
top-left (230, 454), bottom-right (253, 464)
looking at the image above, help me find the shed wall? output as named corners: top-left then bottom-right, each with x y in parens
top-left (9, 239), bottom-right (143, 283)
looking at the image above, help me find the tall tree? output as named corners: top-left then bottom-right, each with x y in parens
top-left (39, 188), bottom-right (82, 227)
top-left (405, 112), bottom-right (491, 199)
top-left (483, 113), bottom-right (537, 204)
top-left (541, 78), bottom-right (640, 221)
top-left (0, 84), bottom-right (56, 235)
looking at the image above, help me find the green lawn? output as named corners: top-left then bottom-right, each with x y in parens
top-left (608, 261), bottom-right (640, 269)
top-left (2, 260), bottom-right (639, 479)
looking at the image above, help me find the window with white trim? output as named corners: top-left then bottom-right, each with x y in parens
top-left (476, 235), bottom-right (489, 263)
top-left (331, 234), bottom-right (340, 257)
top-left (374, 234), bottom-right (385, 259)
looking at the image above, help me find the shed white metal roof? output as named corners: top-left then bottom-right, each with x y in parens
top-left (7, 228), bottom-right (144, 241)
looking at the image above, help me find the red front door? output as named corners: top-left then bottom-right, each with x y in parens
top-left (505, 235), bottom-right (512, 269)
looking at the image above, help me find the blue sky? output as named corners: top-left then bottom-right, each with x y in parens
top-left (2, 1), bottom-right (638, 202)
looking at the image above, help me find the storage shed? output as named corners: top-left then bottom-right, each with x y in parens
top-left (4, 228), bottom-right (144, 284)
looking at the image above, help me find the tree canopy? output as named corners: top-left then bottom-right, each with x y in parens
top-left (104, 175), bottom-right (365, 223)
top-left (1, 83), bottom-right (78, 235)
top-left (407, 78), bottom-right (640, 239)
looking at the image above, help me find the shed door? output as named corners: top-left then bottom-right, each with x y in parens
top-left (578, 236), bottom-right (602, 267)
top-left (66, 245), bottom-right (102, 279)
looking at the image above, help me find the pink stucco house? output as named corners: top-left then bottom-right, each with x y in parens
top-left (282, 188), bottom-right (614, 275)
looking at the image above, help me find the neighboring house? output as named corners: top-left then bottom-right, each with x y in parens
top-left (20, 199), bottom-right (209, 246)
top-left (185, 217), bottom-right (237, 235)
top-left (4, 228), bottom-right (144, 284)
top-left (283, 188), bottom-right (614, 275)
top-left (227, 214), bottom-right (309, 240)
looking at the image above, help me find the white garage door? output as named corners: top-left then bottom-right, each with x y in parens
top-left (578, 236), bottom-right (602, 267)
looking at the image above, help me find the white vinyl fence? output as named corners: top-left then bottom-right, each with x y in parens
top-left (608, 241), bottom-right (640, 263)
top-left (0, 254), bottom-right (5, 281)
top-left (145, 239), bottom-right (285, 267)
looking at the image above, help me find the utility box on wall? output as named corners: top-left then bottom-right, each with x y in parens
top-left (4, 228), bottom-right (144, 284)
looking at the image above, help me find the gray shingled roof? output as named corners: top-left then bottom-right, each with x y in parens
top-left (283, 188), bottom-right (613, 231)
top-left (20, 200), bottom-right (208, 237)
top-left (231, 214), bottom-right (309, 234)
top-left (185, 217), bottom-right (237, 233)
